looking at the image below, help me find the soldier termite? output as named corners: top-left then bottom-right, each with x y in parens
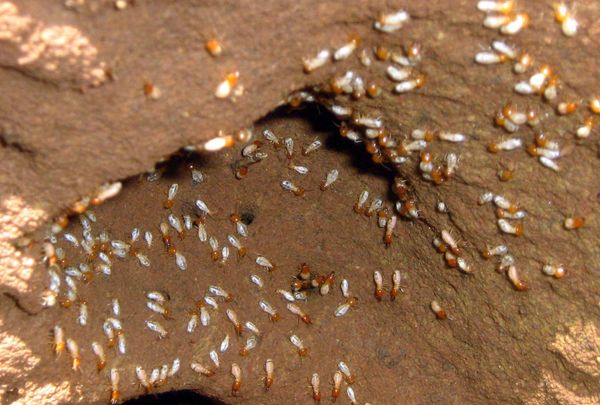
top-left (264, 359), bottom-right (274, 390)
top-left (430, 300), bottom-right (447, 320)
top-left (290, 334), bottom-right (309, 357)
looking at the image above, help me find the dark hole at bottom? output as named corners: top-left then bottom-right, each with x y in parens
top-left (122, 390), bottom-right (226, 405)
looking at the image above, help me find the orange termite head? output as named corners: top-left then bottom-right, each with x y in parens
top-left (107, 337), bottom-right (116, 348)
top-left (487, 143), bottom-right (500, 154)
top-left (298, 347), bottom-right (309, 357)
top-left (239, 348), bottom-right (249, 357)
top-left (589, 97), bottom-right (600, 114)
top-left (232, 381), bottom-right (241, 396)
top-left (110, 390), bottom-right (120, 405)
top-left (205, 38), bottom-right (222, 56)
top-left (270, 313), bottom-right (281, 322)
top-left (564, 216), bottom-right (585, 230)
top-left (226, 71), bottom-right (239, 87)
top-left (365, 140), bottom-right (379, 155)
top-left (502, 102), bottom-right (516, 119)
top-left (371, 152), bottom-right (384, 164)
top-left (526, 144), bottom-right (538, 157)
top-left (299, 263), bottom-right (311, 280)
top-left (290, 279), bottom-right (304, 291)
top-left (498, 168), bottom-right (513, 182)
top-left (431, 167), bottom-right (445, 185)
top-left (168, 246), bottom-right (177, 256)
top-left (293, 187), bottom-right (306, 197)
top-left (301, 314), bottom-right (312, 325)
top-left (538, 64), bottom-right (552, 78)
top-left (230, 213), bottom-right (241, 223)
top-left (339, 122), bottom-right (350, 137)
top-left (494, 113), bottom-right (507, 127)
top-left (366, 82), bottom-right (381, 98)
top-left (211, 250), bottom-right (221, 262)
top-left (514, 223), bottom-right (524, 236)
top-left (414, 73), bottom-right (426, 88)
top-left (97, 360), bottom-right (107, 372)
top-left (348, 33), bottom-right (361, 46)
top-left (374, 45), bottom-right (390, 61)
top-left (265, 377), bottom-right (273, 390)
top-left (534, 132), bottom-right (548, 147)
top-left (163, 199), bottom-right (174, 209)
top-left (235, 165), bottom-right (249, 179)
top-left (374, 288), bottom-right (385, 301)
top-left (553, 2), bottom-right (569, 23)
top-left (420, 151), bottom-right (432, 163)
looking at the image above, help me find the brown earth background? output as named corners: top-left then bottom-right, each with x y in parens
top-left (0, 0), bottom-right (599, 404)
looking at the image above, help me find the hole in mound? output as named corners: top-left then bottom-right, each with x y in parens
top-left (123, 390), bottom-right (225, 405)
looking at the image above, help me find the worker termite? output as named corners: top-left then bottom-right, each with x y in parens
top-left (168, 214), bottom-right (184, 239)
top-left (53, 325), bottom-right (65, 355)
top-left (303, 49), bottom-right (330, 73)
top-left (209, 237), bottom-right (221, 261)
top-left (231, 363), bottom-right (242, 396)
top-left (334, 35), bottom-right (360, 61)
top-left (66, 338), bottom-right (80, 371)
top-left (163, 183), bottom-right (178, 209)
top-left (276, 289), bottom-right (295, 302)
top-left (281, 180), bottom-right (305, 197)
top-left (390, 270), bottom-right (402, 300)
top-left (205, 38), bottom-right (222, 56)
top-left (497, 254), bottom-right (515, 273)
top-left (542, 264), bottom-right (566, 279)
top-left (145, 320), bottom-right (168, 339)
top-left (147, 301), bottom-right (171, 319)
top-left (311, 373), bottom-right (321, 402)
top-left (366, 198), bottom-right (383, 217)
top-left (208, 285), bottom-right (234, 302)
top-left (487, 138), bottom-right (522, 153)
top-left (290, 334), bottom-right (308, 357)
top-left (338, 361), bottom-right (355, 384)
top-left (215, 71), bottom-right (240, 99)
top-left (187, 313), bottom-right (198, 333)
top-left (191, 362), bottom-right (215, 377)
top-left (204, 295), bottom-right (218, 310)
top-left (439, 132), bottom-right (466, 143)
top-left (393, 74), bottom-right (426, 93)
top-left (500, 13), bottom-right (529, 35)
top-left (135, 366), bottom-right (152, 393)
top-left (477, 0), bottom-right (514, 13)
top-left (109, 368), bottom-right (120, 404)
top-left (332, 370), bottom-right (343, 400)
top-left (239, 335), bottom-right (257, 356)
top-left (287, 303), bottom-right (311, 324)
top-left (259, 300), bottom-right (280, 321)
top-left (354, 191), bottom-right (369, 214)
top-left (514, 51), bottom-right (533, 74)
top-left (557, 101), bottom-right (578, 115)
top-left (498, 219), bottom-right (524, 236)
top-left (320, 169), bottom-right (339, 191)
top-left (493, 195), bottom-right (519, 213)
top-left (175, 251), bottom-right (187, 270)
top-left (441, 230), bottom-right (461, 256)
top-left (91, 342), bottom-right (106, 372)
top-left (169, 358), bottom-right (181, 378)
top-left (564, 216), bottom-right (584, 230)
top-left (483, 14), bottom-right (511, 29)
top-left (373, 271), bottom-right (385, 300)
top-left (209, 350), bottom-right (220, 368)
top-left (347, 387), bottom-right (357, 404)
top-left (374, 9), bottom-right (410, 32)
top-left (159, 222), bottom-right (176, 256)
top-left (507, 265), bottom-right (528, 291)
top-left (226, 308), bottom-right (243, 335)
top-left (200, 306), bottom-right (210, 326)
top-left (554, 3), bottom-right (578, 37)
top-left (384, 215), bottom-right (397, 246)
top-left (498, 165), bottom-right (514, 182)
top-left (430, 300), bottom-right (447, 320)
top-left (245, 321), bottom-right (261, 336)
top-left (250, 274), bottom-right (263, 288)
top-left (262, 359), bottom-right (274, 391)
top-left (475, 51), bottom-right (507, 65)
top-left (539, 156), bottom-right (560, 172)
top-left (335, 297), bottom-right (358, 317)
top-left (220, 334), bottom-right (230, 353)
top-left (386, 65), bottom-right (412, 82)
top-left (482, 244), bottom-right (508, 259)
top-left (303, 138), bottom-right (322, 155)
top-left (576, 117), bottom-right (595, 139)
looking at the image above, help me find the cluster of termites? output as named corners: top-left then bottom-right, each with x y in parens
top-left (477, 0), bottom-right (529, 36)
top-left (34, 3), bottom-right (595, 403)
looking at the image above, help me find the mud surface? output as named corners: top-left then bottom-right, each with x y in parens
top-left (1, 1), bottom-right (600, 404)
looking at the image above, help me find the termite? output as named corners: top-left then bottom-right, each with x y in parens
top-left (373, 271), bottom-right (385, 300)
top-left (338, 361), bottom-right (355, 384)
top-left (320, 169), bottom-right (339, 191)
top-left (430, 300), bottom-right (447, 319)
top-left (333, 34), bottom-right (360, 61)
top-left (66, 338), bottom-right (80, 371)
top-left (497, 219), bottom-right (524, 236)
top-left (441, 230), bottom-right (461, 256)
top-left (191, 362), bottom-right (215, 377)
top-left (234, 334), bottom-right (255, 356)
top-left (287, 303), bottom-right (311, 324)
top-left (209, 285), bottom-right (234, 302)
top-left (390, 270), bottom-right (402, 300)
top-left (542, 264), bottom-right (566, 279)
top-left (303, 49), bottom-right (331, 73)
top-left (281, 180), bottom-right (305, 196)
top-left (215, 71), bottom-right (239, 99)
top-left (311, 373), bottom-right (321, 402)
top-left (231, 363), bottom-right (242, 396)
top-left (264, 359), bottom-right (274, 390)
top-left (384, 215), bottom-right (397, 246)
top-left (500, 13), bottom-right (529, 35)
top-left (354, 191), bottom-right (369, 214)
top-left (145, 320), bottom-right (168, 339)
top-left (226, 309), bottom-right (243, 335)
top-left (332, 370), bottom-right (343, 400)
top-left (564, 216), bottom-right (584, 230)
top-left (259, 300), bottom-right (281, 322)
top-left (290, 334), bottom-right (309, 357)
top-left (482, 244), bottom-right (508, 259)
top-left (135, 366), bottom-right (152, 393)
top-left (507, 265), bottom-right (528, 291)
top-left (163, 183), bottom-right (178, 209)
top-left (110, 368), bottom-right (120, 404)
top-left (205, 38), bottom-right (222, 56)
top-left (53, 325), bottom-right (65, 355)
top-left (92, 342), bottom-right (106, 372)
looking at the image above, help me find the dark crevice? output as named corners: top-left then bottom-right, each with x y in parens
top-left (3, 292), bottom-right (40, 316)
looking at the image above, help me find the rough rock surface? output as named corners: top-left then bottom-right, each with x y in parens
top-left (1, 1), bottom-right (599, 404)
